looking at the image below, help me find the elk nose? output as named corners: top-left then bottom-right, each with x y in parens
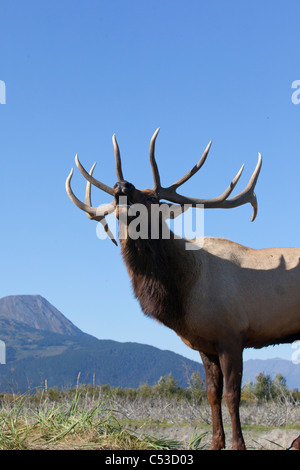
top-left (113, 181), bottom-right (134, 197)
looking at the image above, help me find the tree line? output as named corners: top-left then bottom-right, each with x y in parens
top-left (9, 371), bottom-right (297, 404)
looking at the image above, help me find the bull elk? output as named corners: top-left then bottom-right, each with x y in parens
top-left (66, 128), bottom-right (300, 450)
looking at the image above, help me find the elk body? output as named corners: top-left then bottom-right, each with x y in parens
top-left (66, 129), bottom-right (300, 450)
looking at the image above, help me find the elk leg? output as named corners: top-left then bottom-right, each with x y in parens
top-left (218, 347), bottom-right (246, 450)
top-left (200, 352), bottom-right (225, 450)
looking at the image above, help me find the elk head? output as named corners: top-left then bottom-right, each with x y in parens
top-left (66, 128), bottom-right (262, 245)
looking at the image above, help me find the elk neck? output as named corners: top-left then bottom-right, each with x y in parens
top-left (119, 229), bottom-right (197, 333)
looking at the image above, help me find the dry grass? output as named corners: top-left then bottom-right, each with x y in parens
top-left (0, 387), bottom-right (298, 450)
top-left (0, 389), bottom-right (180, 450)
top-left (110, 393), bottom-right (299, 450)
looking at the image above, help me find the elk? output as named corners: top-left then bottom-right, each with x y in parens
top-left (287, 434), bottom-right (300, 450)
top-left (66, 129), bottom-right (300, 450)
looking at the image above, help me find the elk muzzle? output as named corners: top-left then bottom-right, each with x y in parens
top-left (113, 181), bottom-right (135, 205)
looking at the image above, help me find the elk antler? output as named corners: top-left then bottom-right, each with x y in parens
top-left (112, 134), bottom-right (124, 181)
top-left (65, 140), bottom-right (123, 245)
top-left (83, 162), bottom-right (118, 246)
top-left (149, 128), bottom-right (262, 221)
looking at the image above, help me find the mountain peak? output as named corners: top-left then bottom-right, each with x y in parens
top-left (0, 295), bottom-right (82, 336)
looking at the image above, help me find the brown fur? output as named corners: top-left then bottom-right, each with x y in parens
top-left (120, 226), bottom-right (195, 333)
top-left (67, 167), bottom-right (300, 451)
top-left (113, 182), bottom-right (300, 451)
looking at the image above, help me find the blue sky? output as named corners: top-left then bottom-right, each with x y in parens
top-left (0, 0), bottom-right (299, 364)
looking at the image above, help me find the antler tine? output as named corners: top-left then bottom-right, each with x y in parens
top-left (75, 154), bottom-right (114, 196)
top-left (66, 168), bottom-right (97, 217)
top-left (158, 153), bottom-right (262, 221)
top-left (112, 134), bottom-right (124, 182)
top-left (84, 162), bottom-right (115, 220)
top-left (149, 130), bottom-right (211, 196)
top-left (148, 130), bottom-right (249, 209)
top-left (66, 166), bottom-right (115, 218)
top-left (218, 152), bottom-right (262, 221)
top-left (84, 162), bottom-right (118, 245)
top-left (66, 164), bottom-right (117, 245)
top-left (84, 162), bottom-right (97, 214)
top-left (170, 140), bottom-right (212, 191)
top-left (98, 218), bottom-right (118, 246)
top-left (149, 128), bottom-right (161, 193)
top-left (150, 129), bottom-right (262, 221)
top-left (158, 163), bottom-right (244, 206)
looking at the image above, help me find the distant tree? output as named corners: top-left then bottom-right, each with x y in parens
top-left (189, 371), bottom-right (205, 401)
top-left (242, 372), bottom-right (292, 402)
top-left (272, 373), bottom-right (289, 400)
top-left (291, 388), bottom-right (300, 402)
top-left (138, 382), bottom-right (153, 399)
top-left (154, 373), bottom-right (182, 398)
top-left (241, 380), bottom-right (255, 401)
top-left (254, 372), bottom-right (274, 401)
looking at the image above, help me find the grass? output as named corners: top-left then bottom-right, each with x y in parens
top-left (0, 385), bottom-right (298, 450)
top-left (0, 389), bottom-right (183, 450)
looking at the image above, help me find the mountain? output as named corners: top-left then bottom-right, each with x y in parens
top-left (0, 295), bottom-right (82, 336)
top-left (0, 295), bottom-right (204, 393)
top-left (0, 295), bottom-right (298, 393)
top-left (243, 358), bottom-right (299, 390)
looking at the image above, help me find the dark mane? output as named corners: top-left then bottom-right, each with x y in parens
top-left (120, 236), bottom-right (193, 332)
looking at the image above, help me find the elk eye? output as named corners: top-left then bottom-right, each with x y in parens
top-left (147, 196), bottom-right (157, 203)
